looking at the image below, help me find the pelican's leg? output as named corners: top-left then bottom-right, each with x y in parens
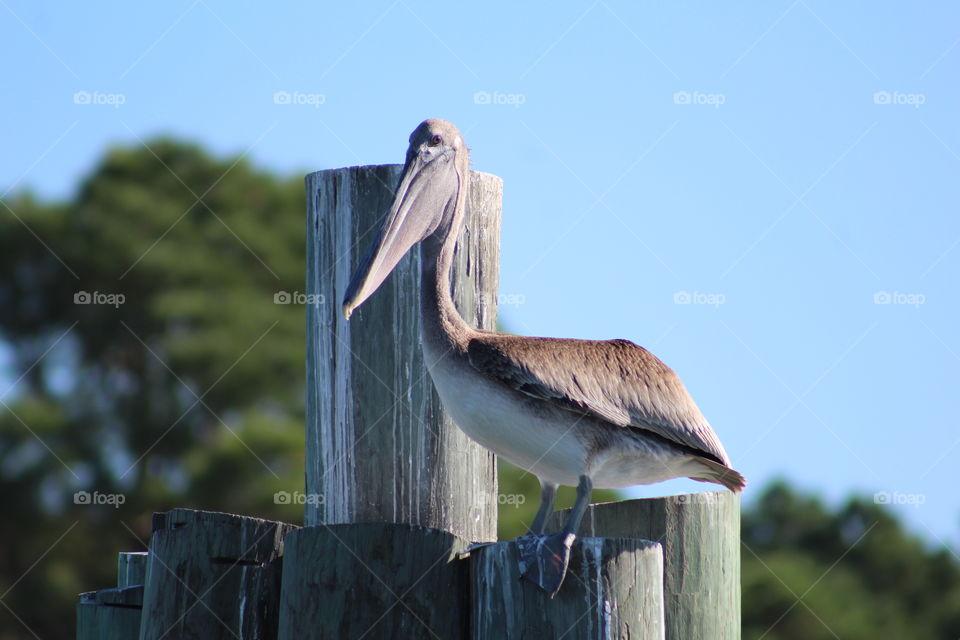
top-left (459, 481), bottom-right (558, 559)
top-left (518, 475), bottom-right (593, 597)
top-left (528, 480), bottom-right (558, 535)
top-left (562, 474), bottom-right (592, 536)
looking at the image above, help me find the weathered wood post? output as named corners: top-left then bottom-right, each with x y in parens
top-left (77, 552), bottom-right (149, 639)
top-left (138, 509), bottom-right (297, 640)
top-left (549, 492), bottom-right (741, 640)
top-left (118, 551), bottom-right (148, 587)
top-left (471, 538), bottom-right (665, 639)
top-left (277, 165), bottom-right (502, 637)
top-left (278, 523), bottom-right (471, 638)
top-left (304, 165), bottom-right (502, 541)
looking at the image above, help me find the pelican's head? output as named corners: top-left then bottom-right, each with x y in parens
top-left (342, 119), bottom-right (468, 319)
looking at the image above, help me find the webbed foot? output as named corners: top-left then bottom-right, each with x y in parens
top-left (516, 532), bottom-right (575, 597)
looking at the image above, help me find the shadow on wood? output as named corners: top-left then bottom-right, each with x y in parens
top-left (278, 523), bottom-right (470, 639)
top-left (139, 509), bottom-right (297, 640)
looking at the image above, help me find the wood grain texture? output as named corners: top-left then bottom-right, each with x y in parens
top-left (470, 538), bottom-right (664, 639)
top-left (305, 166), bottom-right (502, 542)
top-left (77, 551), bottom-right (148, 639)
top-left (277, 523), bottom-right (471, 640)
top-left (77, 586), bottom-right (144, 640)
top-left (118, 551), bottom-right (148, 588)
top-left (139, 509), bottom-right (298, 640)
top-left (547, 492), bottom-right (740, 640)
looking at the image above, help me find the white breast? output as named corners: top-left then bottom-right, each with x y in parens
top-left (425, 349), bottom-right (588, 487)
top-left (422, 339), bottom-right (702, 491)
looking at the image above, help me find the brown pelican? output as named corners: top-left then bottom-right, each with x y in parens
top-left (343, 119), bottom-right (745, 596)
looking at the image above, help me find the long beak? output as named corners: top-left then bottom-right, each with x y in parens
top-left (342, 148), bottom-right (457, 319)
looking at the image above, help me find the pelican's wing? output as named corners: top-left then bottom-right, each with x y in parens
top-left (467, 334), bottom-right (731, 466)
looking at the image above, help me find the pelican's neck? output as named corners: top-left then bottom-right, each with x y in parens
top-left (420, 203), bottom-right (471, 354)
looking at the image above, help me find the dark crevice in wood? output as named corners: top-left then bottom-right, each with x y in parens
top-left (209, 557), bottom-right (265, 567)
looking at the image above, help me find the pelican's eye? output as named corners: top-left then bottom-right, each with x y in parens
top-left (430, 134), bottom-right (442, 146)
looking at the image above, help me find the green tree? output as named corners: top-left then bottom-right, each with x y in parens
top-left (0, 139), bottom-right (307, 639)
top-left (742, 480), bottom-right (960, 639)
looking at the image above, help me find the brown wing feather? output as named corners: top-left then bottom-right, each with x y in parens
top-left (467, 334), bottom-right (732, 466)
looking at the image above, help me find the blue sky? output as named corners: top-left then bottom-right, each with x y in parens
top-left (2, 1), bottom-right (958, 547)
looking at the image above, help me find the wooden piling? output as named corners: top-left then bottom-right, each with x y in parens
top-left (548, 492), bottom-right (741, 640)
top-left (470, 537), bottom-right (665, 639)
top-left (277, 523), bottom-right (470, 639)
top-left (77, 587), bottom-right (144, 640)
top-left (77, 551), bottom-right (150, 640)
top-left (118, 551), bottom-right (148, 587)
top-left (138, 509), bottom-right (297, 640)
top-left (305, 165), bottom-right (502, 542)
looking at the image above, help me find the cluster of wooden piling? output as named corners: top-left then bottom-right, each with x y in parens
top-left (77, 166), bottom-right (740, 639)
top-left (78, 494), bottom-right (738, 639)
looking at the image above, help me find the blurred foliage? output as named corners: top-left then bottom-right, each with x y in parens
top-left (0, 139), bottom-right (307, 639)
top-left (1, 139), bottom-right (958, 638)
top-left (741, 480), bottom-right (960, 639)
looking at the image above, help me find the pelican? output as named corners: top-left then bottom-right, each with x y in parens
top-left (343, 119), bottom-right (745, 596)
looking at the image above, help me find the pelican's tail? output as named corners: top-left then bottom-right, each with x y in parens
top-left (689, 458), bottom-right (746, 492)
